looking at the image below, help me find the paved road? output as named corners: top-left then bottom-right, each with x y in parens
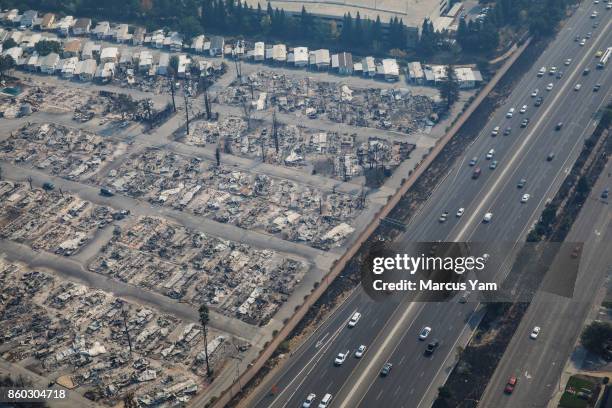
top-left (478, 159), bottom-right (611, 408)
top-left (248, 3), bottom-right (612, 408)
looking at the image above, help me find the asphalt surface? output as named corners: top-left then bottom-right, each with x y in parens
top-left (249, 2), bottom-right (612, 408)
top-left (478, 159), bottom-right (612, 408)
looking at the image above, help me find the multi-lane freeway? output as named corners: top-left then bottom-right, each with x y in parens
top-left (249, 2), bottom-right (612, 408)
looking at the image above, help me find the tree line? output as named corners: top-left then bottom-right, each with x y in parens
top-left (0, 0), bottom-right (579, 58)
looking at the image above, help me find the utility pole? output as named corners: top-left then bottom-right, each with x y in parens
top-left (27, 176), bottom-right (33, 190)
top-left (272, 109), bottom-right (279, 154)
top-left (203, 76), bottom-right (212, 120)
top-left (169, 78), bottom-right (177, 113)
top-left (184, 92), bottom-right (190, 135)
top-left (121, 305), bottom-right (133, 358)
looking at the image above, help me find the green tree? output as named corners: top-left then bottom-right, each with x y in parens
top-left (0, 55), bottom-right (15, 79)
top-left (581, 321), bottom-right (612, 358)
top-left (439, 65), bottom-right (459, 110)
top-left (2, 38), bottom-right (17, 50)
top-left (35, 40), bottom-right (62, 56)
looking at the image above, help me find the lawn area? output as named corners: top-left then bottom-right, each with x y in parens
top-left (559, 375), bottom-right (600, 408)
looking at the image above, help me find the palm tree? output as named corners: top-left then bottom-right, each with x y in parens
top-left (199, 304), bottom-right (212, 378)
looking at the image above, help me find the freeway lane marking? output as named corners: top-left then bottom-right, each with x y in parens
top-left (454, 15), bottom-right (612, 242)
top-left (268, 309), bottom-right (355, 408)
top-left (336, 302), bottom-right (423, 408)
top-left (315, 332), bottom-right (329, 349)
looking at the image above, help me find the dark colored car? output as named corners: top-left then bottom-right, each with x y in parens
top-left (547, 152), bottom-right (555, 161)
top-left (602, 188), bottom-right (609, 199)
top-left (425, 340), bottom-right (440, 355)
top-left (42, 182), bottom-right (55, 191)
top-left (100, 188), bottom-right (115, 197)
top-left (534, 97), bottom-right (543, 107)
top-left (380, 362), bottom-right (393, 376)
top-left (517, 178), bottom-right (527, 189)
top-left (504, 127), bottom-right (512, 136)
top-left (521, 118), bottom-right (530, 128)
top-left (555, 122), bottom-right (563, 131)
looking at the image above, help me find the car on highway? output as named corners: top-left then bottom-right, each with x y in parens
top-left (602, 188), bottom-right (609, 199)
top-left (489, 160), bottom-right (498, 170)
top-left (491, 126), bottom-right (500, 136)
top-left (608, 2), bottom-right (612, 9)
top-left (571, 245), bottom-right (581, 259)
top-left (318, 393), bottom-right (332, 408)
top-left (521, 118), bottom-right (530, 128)
top-left (547, 152), bottom-right (555, 161)
top-left (517, 178), bottom-right (527, 188)
top-left (531, 89), bottom-right (539, 97)
top-left (334, 350), bottom-right (349, 365)
top-left (593, 84), bottom-right (601, 92)
top-left (575, 83), bottom-right (582, 91)
top-left (42, 182), bottom-right (55, 191)
top-left (486, 149), bottom-right (495, 159)
top-left (504, 376), bottom-right (518, 394)
top-left (574, 35), bottom-right (580, 42)
top-left (303, 393), bottom-right (316, 408)
top-left (472, 167), bottom-right (482, 179)
top-left (537, 66), bottom-right (546, 77)
top-left (483, 212), bottom-right (493, 223)
top-left (530, 326), bottom-right (541, 339)
top-left (458, 291), bottom-right (471, 303)
top-left (419, 326), bottom-right (432, 340)
top-left (380, 362), bottom-right (393, 377)
top-left (583, 68), bottom-right (590, 76)
top-left (546, 82), bottom-right (554, 91)
top-left (556, 70), bottom-right (563, 79)
top-left (556, 122), bottom-right (564, 130)
top-left (564, 58), bottom-right (572, 65)
top-left (595, 50), bottom-right (603, 58)
top-left (456, 208), bottom-right (465, 217)
top-left (586, 32), bottom-right (592, 39)
top-left (504, 126), bottom-right (512, 135)
top-left (348, 312), bottom-right (361, 327)
top-left (534, 97), bottom-right (543, 107)
top-left (469, 157), bottom-right (478, 166)
top-left (100, 187), bottom-right (115, 197)
top-left (549, 66), bottom-right (557, 75)
top-left (439, 211), bottom-right (449, 223)
top-left (520, 104), bottom-right (528, 114)
top-left (424, 339), bottom-right (440, 355)
top-left (355, 345), bottom-right (366, 358)
top-left (506, 108), bottom-right (515, 118)
top-left (521, 193), bottom-right (530, 203)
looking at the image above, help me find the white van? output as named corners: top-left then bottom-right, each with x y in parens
top-left (537, 67), bottom-right (546, 77)
top-left (506, 108), bottom-right (515, 118)
top-left (318, 393), bottom-right (333, 408)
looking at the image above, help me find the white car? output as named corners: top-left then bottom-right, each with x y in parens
top-left (580, 38), bottom-right (586, 46)
top-left (530, 326), bottom-right (541, 339)
top-left (348, 312), bottom-right (361, 328)
top-left (521, 193), bottom-right (530, 203)
top-left (546, 82), bottom-right (554, 91)
top-left (506, 108), bottom-right (515, 118)
top-left (531, 89), bottom-right (539, 97)
top-left (419, 326), bottom-right (432, 340)
top-left (355, 345), bottom-right (366, 358)
top-left (537, 66), bottom-right (546, 77)
top-left (303, 393), bottom-right (316, 408)
top-left (334, 350), bottom-right (349, 365)
top-left (486, 149), bottom-right (495, 160)
top-left (491, 126), bottom-right (500, 136)
top-left (318, 393), bottom-right (332, 408)
top-left (483, 212), bottom-right (493, 223)
top-left (564, 58), bottom-right (572, 66)
top-left (520, 105), bottom-right (528, 114)
top-left (456, 207), bottom-right (465, 217)
top-left (574, 83), bottom-right (582, 91)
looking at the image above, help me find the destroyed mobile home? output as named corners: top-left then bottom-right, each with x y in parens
top-left (99, 148), bottom-right (360, 248)
top-left (0, 258), bottom-right (246, 406)
top-left (0, 181), bottom-right (120, 256)
top-left (181, 116), bottom-right (416, 180)
top-left (89, 216), bottom-right (306, 325)
top-left (217, 71), bottom-right (439, 135)
top-left (0, 123), bottom-right (127, 181)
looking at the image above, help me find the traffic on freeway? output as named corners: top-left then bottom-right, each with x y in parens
top-left (249, 2), bottom-right (612, 408)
